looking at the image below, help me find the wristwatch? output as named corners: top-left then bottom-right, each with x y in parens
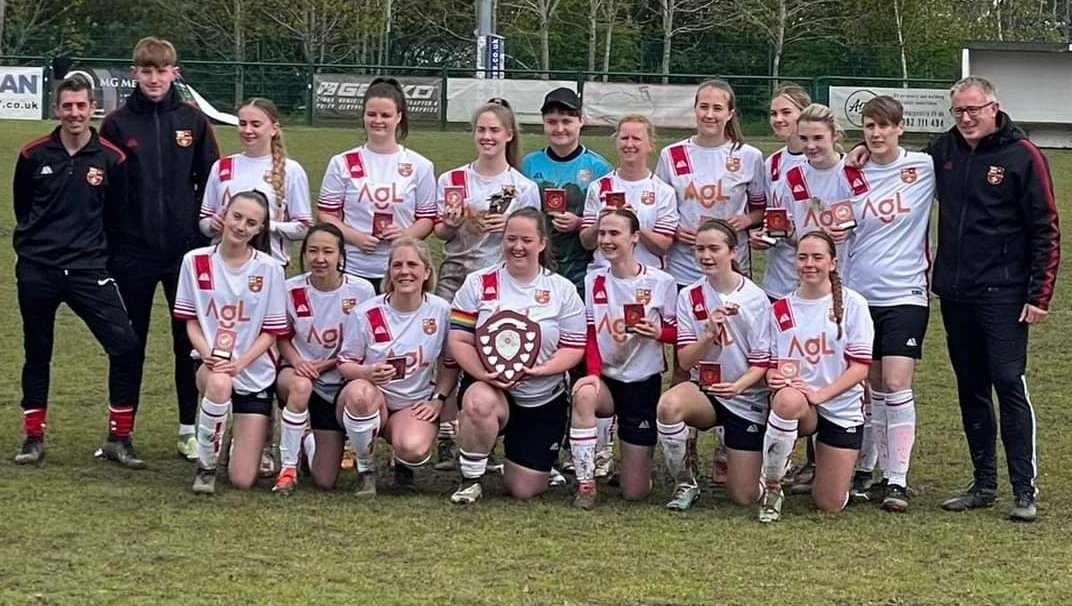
top-left (433, 392), bottom-right (448, 403)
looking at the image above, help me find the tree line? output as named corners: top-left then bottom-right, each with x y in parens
top-left (1, 0), bottom-right (1069, 81)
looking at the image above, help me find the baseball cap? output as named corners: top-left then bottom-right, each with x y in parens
top-left (541, 87), bottom-right (581, 113)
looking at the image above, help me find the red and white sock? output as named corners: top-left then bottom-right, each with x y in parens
top-left (108, 404), bottom-right (135, 441)
top-left (570, 426), bottom-right (598, 483)
top-left (342, 409), bottom-right (380, 473)
top-left (278, 408), bottom-right (309, 470)
top-left (196, 397), bottom-right (230, 469)
top-left (762, 412), bottom-right (798, 484)
top-left (24, 408), bottom-right (46, 439)
top-left (657, 419), bottom-right (691, 484)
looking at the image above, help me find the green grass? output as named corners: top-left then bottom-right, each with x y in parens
top-left (0, 120), bottom-right (1070, 605)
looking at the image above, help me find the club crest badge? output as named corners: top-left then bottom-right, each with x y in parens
top-left (640, 190), bottom-right (656, 205)
top-left (248, 275), bottom-right (263, 293)
top-left (398, 163), bottom-right (413, 177)
top-left (534, 289), bottom-right (551, 304)
top-left (342, 298), bottom-right (357, 314)
top-left (175, 130), bottom-right (193, 147)
top-left (900, 167), bottom-right (917, 184)
top-left (423, 318), bottom-right (437, 335)
top-left (86, 167), bottom-right (104, 186)
top-left (725, 157), bottom-right (741, 173)
top-left (987, 165), bottom-right (1005, 185)
top-left (635, 288), bottom-right (652, 305)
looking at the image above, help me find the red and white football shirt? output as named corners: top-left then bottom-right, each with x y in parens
top-left (338, 293), bottom-right (454, 411)
top-left (584, 264), bottom-right (677, 383)
top-left (768, 286), bottom-right (874, 427)
top-left (759, 147), bottom-right (807, 299)
top-left (581, 171), bottom-right (678, 271)
top-left (677, 275), bottom-right (772, 423)
top-left (844, 149), bottom-right (935, 307)
top-left (283, 273), bottom-right (377, 400)
top-left (656, 138), bottom-right (766, 282)
top-left (450, 264), bottom-right (585, 407)
top-left (317, 145), bottom-right (437, 278)
top-left (173, 246), bottom-right (288, 395)
top-left (198, 153), bottom-right (313, 266)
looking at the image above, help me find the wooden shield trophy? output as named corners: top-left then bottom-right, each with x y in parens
top-left (475, 310), bottom-right (542, 383)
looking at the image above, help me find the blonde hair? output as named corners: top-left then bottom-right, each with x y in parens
top-left (770, 82), bottom-right (811, 111)
top-left (240, 98), bottom-right (286, 213)
top-left (472, 99), bottom-right (522, 169)
top-left (616, 113), bottom-right (656, 143)
top-left (384, 237), bottom-right (437, 295)
top-left (797, 103), bottom-right (844, 152)
top-left (695, 80), bottom-right (744, 151)
top-left (132, 37), bottom-right (176, 67)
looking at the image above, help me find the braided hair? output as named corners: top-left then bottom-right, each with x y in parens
top-left (798, 231), bottom-right (843, 339)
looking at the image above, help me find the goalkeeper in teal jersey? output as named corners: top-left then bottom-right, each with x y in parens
top-left (521, 88), bottom-right (612, 296)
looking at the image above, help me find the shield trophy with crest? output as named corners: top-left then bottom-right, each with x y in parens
top-left (474, 310), bottom-right (542, 383)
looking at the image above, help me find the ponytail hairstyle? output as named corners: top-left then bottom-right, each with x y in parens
top-left (363, 77), bottom-right (409, 141)
top-left (770, 82), bottom-right (811, 111)
top-left (384, 237), bottom-right (437, 295)
top-left (507, 208), bottom-right (557, 272)
top-left (239, 97), bottom-right (286, 215)
top-left (696, 218), bottom-right (743, 274)
top-left (797, 103), bottom-right (844, 153)
top-left (474, 98), bottom-right (522, 169)
top-left (695, 80), bottom-right (744, 152)
top-left (298, 222), bottom-right (347, 274)
top-left (798, 231), bottom-right (843, 339)
top-left (230, 190), bottom-right (273, 254)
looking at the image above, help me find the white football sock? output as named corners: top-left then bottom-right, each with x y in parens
top-left (762, 412), bottom-right (798, 484)
top-left (196, 397), bottom-right (230, 470)
top-left (657, 419), bottom-right (691, 484)
top-left (884, 389), bottom-right (916, 487)
top-left (342, 409), bottom-right (380, 473)
top-left (278, 408), bottom-right (309, 469)
top-left (570, 426), bottom-right (598, 482)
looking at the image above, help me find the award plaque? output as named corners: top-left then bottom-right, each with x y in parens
top-left (778, 359), bottom-right (801, 381)
top-left (385, 356), bottom-right (407, 381)
top-left (543, 188), bottom-right (567, 213)
top-left (604, 191), bottom-right (626, 209)
top-left (444, 186), bottom-right (465, 214)
top-left (211, 328), bottom-right (236, 360)
top-left (828, 201), bottom-right (857, 229)
top-left (475, 310), bottom-right (542, 383)
top-left (372, 212), bottom-right (394, 238)
top-left (623, 303), bottom-right (645, 333)
top-left (765, 208), bottom-right (790, 238)
top-left (698, 361), bottom-right (722, 387)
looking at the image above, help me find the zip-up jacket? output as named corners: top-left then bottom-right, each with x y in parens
top-left (13, 127), bottom-right (127, 269)
top-left (927, 111), bottom-right (1060, 310)
top-left (101, 85), bottom-right (219, 263)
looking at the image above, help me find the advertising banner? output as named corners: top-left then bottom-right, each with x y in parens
top-left (582, 82), bottom-right (699, 129)
top-left (0, 66), bottom-right (45, 120)
top-left (829, 86), bottom-right (954, 133)
top-left (447, 78), bottom-right (575, 125)
top-left (314, 74), bottom-right (441, 122)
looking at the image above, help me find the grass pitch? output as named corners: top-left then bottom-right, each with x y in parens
top-left (0, 120), bottom-right (1069, 605)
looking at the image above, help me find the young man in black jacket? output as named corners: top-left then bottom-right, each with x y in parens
top-left (101, 37), bottom-right (220, 458)
top-left (930, 76), bottom-right (1060, 522)
top-left (13, 76), bottom-right (144, 467)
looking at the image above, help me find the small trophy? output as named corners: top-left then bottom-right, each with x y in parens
top-left (211, 328), bottom-right (236, 361)
top-left (623, 303), bottom-right (645, 333)
top-left (543, 188), bottom-right (567, 214)
top-left (487, 184), bottom-right (516, 215)
top-left (385, 356), bottom-right (407, 381)
top-left (828, 201), bottom-right (857, 229)
top-left (372, 212), bottom-right (394, 238)
top-left (698, 361), bottom-right (722, 387)
top-left (444, 186), bottom-right (466, 214)
top-left (765, 208), bottom-right (790, 238)
top-left (778, 359), bottom-right (801, 381)
top-left (604, 191), bottom-right (626, 209)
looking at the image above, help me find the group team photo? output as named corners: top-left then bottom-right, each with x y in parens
top-left (10, 34), bottom-right (1061, 532)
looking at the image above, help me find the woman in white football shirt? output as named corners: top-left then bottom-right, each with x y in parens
top-left (757, 231), bottom-right (874, 522)
top-left (579, 115), bottom-right (678, 271)
top-left (174, 191), bottom-right (288, 495)
top-left (434, 98), bottom-right (540, 300)
top-left (336, 238), bottom-right (459, 496)
top-left (199, 97), bottom-right (312, 267)
top-left (448, 208), bottom-right (586, 504)
top-left (570, 209), bottom-right (678, 509)
top-left (655, 219), bottom-right (773, 512)
top-left (272, 224), bottom-right (377, 494)
top-left (318, 78), bottom-right (437, 292)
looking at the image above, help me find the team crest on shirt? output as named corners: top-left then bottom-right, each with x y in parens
top-left (423, 318), bottom-right (437, 334)
top-left (175, 130), bottom-right (193, 147)
top-left (900, 167), bottom-right (917, 184)
top-left (248, 276), bottom-right (263, 293)
top-left (534, 289), bottom-right (551, 304)
top-left (640, 190), bottom-right (656, 205)
top-left (725, 157), bottom-right (741, 173)
top-left (341, 298), bottom-right (357, 314)
top-left (577, 168), bottom-right (593, 185)
top-left (398, 163), bottom-right (413, 177)
top-left (987, 166), bottom-right (1005, 185)
top-left (635, 288), bottom-right (651, 305)
top-left (85, 167), bottom-right (104, 186)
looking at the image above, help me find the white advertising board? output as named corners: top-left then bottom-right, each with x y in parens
top-left (0, 66), bottom-right (44, 120)
top-left (447, 78), bottom-right (575, 125)
top-left (829, 86), bottom-right (954, 133)
top-left (581, 82), bottom-right (698, 129)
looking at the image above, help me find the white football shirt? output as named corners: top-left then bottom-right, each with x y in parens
top-left (580, 171), bottom-right (678, 271)
top-left (759, 146), bottom-right (807, 299)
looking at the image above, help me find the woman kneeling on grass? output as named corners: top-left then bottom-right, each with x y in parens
top-left (757, 231), bottom-right (874, 522)
top-left (272, 224), bottom-right (377, 494)
top-left (570, 209), bottom-right (678, 509)
top-left (655, 219), bottom-right (772, 512)
top-left (174, 191), bottom-right (288, 495)
top-left (335, 238), bottom-right (459, 496)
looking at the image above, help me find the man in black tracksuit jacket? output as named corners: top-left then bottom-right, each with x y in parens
top-left (100, 37), bottom-right (220, 453)
top-left (930, 76), bottom-right (1060, 521)
top-left (13, 76), bottom-right (144, 467)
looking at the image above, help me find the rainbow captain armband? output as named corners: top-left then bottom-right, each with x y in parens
top-left (450, 309), bottom-right (478, 332)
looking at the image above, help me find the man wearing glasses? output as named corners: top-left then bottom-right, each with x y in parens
top-left (929, 76), bottom-right (1060, 522)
